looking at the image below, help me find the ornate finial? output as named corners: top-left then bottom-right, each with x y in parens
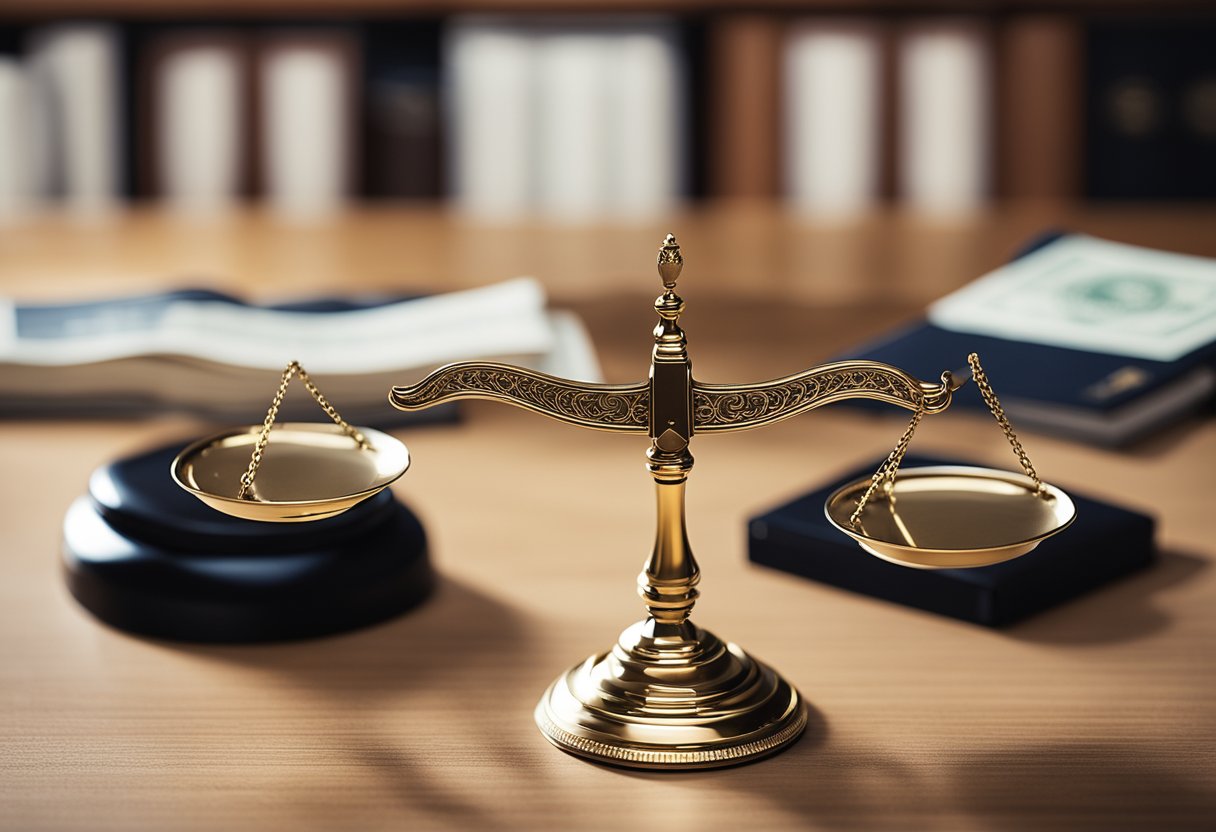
top-left (657, 233), bottom-right (683, 289)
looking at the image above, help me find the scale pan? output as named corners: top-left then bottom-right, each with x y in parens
top-left (825, 465), bottom-right (1075, 569)
top-left (172, 423), bottom-right (409, 523)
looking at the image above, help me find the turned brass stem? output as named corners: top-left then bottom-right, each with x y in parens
top-left (640, 447), bottom-right (700, 628)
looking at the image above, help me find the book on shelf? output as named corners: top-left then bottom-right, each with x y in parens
top-left (897, 20), bottom-right (991, 216)
top-left (25, 24), bottom-right (124, 216)
top-left (363, 21), bottom-right (443, 200)
top-left (995, 15), bottom-right (1082, 200)
top-left (0, 55), bottom-right (31, 220)
top-left (779, 16), bottom-right (998, 217)
top-left (444, 20), bottom-right (534, 219)
top-left (783, 20), bottom-right (883, 219)
top-left (838, 234), bottom-right (1216, 447)
top-left (1085, 18), bottom-right (1216, 200)
top-left (445, 17), bottom-right (684, 222)
top-left (137, 25), bottom-right (357, 219)
top-left (140, 30), bottom-right (251, 216)
top-left (708, 15), bottom-right (781, 200)
top-left (258, 30), bottom-right (358, 220)
top-left (0, 278), bottom-right (601, 426)
top-left (535, 27), bottom-right (614, 221)
top-left (611, 25), bottom-right (682, 217)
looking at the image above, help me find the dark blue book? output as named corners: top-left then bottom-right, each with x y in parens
top-left (748, 455), bottom-right (1156, 628)
top-left (1085, 18), bottom-right (1216, 200)
top-left (847, 321), bottom-right (1216, 447)
top-left (838, 234), bottom-right (1216, 447)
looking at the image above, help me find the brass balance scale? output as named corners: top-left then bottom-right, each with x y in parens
top-left (173, 234), bottom-right (1075, 770)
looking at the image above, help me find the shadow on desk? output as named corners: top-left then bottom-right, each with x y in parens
top-left (940, 742), bottom-right (1216, 832)
top-left (137, 567), bottom-right (1213, 830)
top-left (173, 577), bottom-right (534, 830)
top-left (606, 709), bottom-right (1215, 830)
top-left (1007, 549), bottom-right (1207, 646)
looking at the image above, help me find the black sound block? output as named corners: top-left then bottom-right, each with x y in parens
top-left (63, 440), bottom-right (433, 642)
top-left (748, 455), bottom-right (1156, 627)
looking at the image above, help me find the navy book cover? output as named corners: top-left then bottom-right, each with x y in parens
top-left (844, 321), bottom-right (1216, 445)
top-left (748, 455), bottom-right (1156, 628)
top-left (836, 234), bottom-right (1216, 446)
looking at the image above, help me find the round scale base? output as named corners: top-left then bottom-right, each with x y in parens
top-left (535, 620), bottom-right (807, 770)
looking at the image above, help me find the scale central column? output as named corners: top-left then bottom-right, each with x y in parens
top-left (533, 235), bottom-right (808, 769)
top-left (640, 237), bottom-right (699, 633)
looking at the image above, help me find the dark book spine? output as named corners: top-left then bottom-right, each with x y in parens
top-left (705, 14), bottom-right (780, 200)
top-left (996, 15), bottom-right (1083, 200)
top-left (361, 20), bottom-right (443, 200)
top-left (1085, 17), bottom-right (1216, 200)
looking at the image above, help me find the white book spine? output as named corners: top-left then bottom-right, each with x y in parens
top-left (158, 46), bottom-right (243, 218)
top-left (29, 25), bottom-right (123, 217)
top-left (445, 21), bottom-right (535, 220)
top-left (607, 24), bottom-right (682, 219)
top-left (22, 49), bottom-right (56, 208)
top-left (261, 44), bottom-right (349, 221)
top-left (898, 22), bottom-right (991, 216)
top-left (534, 28), bottom-right (612, 222)
top-left (0, 58), bottom-right (32, 222)
top-left (784, 23), bottom-right (882, 219)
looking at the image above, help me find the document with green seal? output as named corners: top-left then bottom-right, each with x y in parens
top-left (928, 234), bottom-right (1216, 363)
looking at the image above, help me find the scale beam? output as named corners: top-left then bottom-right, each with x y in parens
top-left (390, 230), bottom-right (955, 438)
top-left (692, 361), bottom-right (958, 433)
top-left (390, 360), bottom-right (958, 438)
top-left (390, 363), bottom-right (649, 433)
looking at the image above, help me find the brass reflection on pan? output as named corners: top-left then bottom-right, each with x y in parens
top-left (172, 423), bottom-right (409, 523)
top-left (826, 465), bottom-right (1076, 569)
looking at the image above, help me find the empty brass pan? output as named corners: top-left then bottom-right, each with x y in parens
top-left (825, 465), bottom-right (1076, 569)
top-left (172, 423), bottom-right (409, 523)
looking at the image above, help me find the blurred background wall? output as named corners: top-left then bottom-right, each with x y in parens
top-left (0, 3), bottom-right (1213, 226)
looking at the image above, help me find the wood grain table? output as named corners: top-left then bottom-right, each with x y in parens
top-left (1, 209), bottom-right (1214, 831)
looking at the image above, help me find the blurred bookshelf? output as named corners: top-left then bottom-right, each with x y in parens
top-left (4, 1), bottom-right (1216, 12)
top-left (1, 2), bottom-right (1214, 233)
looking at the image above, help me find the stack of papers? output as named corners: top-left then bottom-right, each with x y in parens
top-left (0, 277), bottom-right (602, 424)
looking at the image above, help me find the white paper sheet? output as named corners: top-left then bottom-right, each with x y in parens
top-left (928, 235), bottom-right (1216, 362)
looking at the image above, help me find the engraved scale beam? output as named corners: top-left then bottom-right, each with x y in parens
top-left (390, 363), bottom-right (650, 433)
top-left (691, 361), bottom-right (958, 434)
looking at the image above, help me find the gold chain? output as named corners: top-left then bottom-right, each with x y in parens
top-left (237, 361), bottom-right (370, 500)
top-left (849, 403), bottom-right (925, 528)
top-left (966, 352), bottom-right (1043, 495)
top-left (849, 352), bottom-right (1044, 528)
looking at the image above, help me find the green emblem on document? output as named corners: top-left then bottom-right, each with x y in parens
top-left (1063, 274), bottom-right (1173, 322)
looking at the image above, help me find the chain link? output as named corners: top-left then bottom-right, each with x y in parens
top-left (849, 403), bottom-right (925, 528)
top-left (849, 352), bottom-right (1045, 529)
top-left (237, 361), bottom-right (370, 500)
top-left (966, 352), bottom-right (1043, 495)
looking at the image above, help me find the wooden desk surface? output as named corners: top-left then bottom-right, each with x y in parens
top-left (1, 209), bottom-right (1214, 830)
